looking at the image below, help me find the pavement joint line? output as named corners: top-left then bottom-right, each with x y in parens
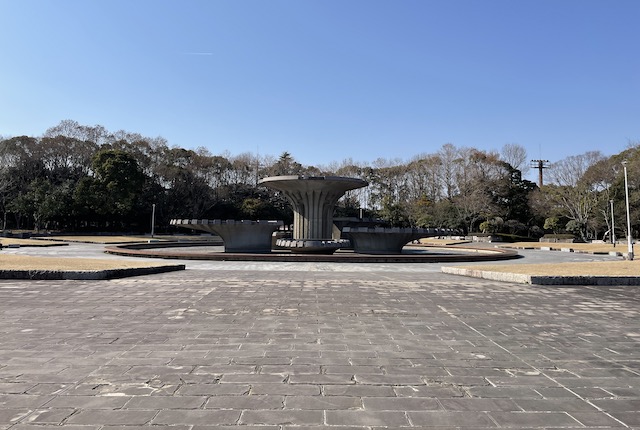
top-left (436, 304), bottom-right (631, 429)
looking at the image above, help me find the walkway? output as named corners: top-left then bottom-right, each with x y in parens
top-left (0, 244), bottom-right (637, 428)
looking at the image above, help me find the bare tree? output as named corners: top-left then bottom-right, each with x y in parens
top-left (438, 143), bottom-right (459, 199)
top-left (542, 151), bottom-right (606, 240)
top-left (501, 143), bottom-right (528, 173)
top-left (548, 151), bottom-right (604, 187)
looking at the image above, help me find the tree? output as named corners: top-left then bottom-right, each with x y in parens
top-left (91, 149), bottom-right (145, 220)
top-left (539, 151), bottom-right (605, 240)
top-left (500, 143), bottom-right (528, 173)
top-left (9, 179), bottom-right (72, 231)
top-left (378, 195), bottom-right (411, 227)
top-left (543, 217), bottom-right (561, 234)
top-left (270, 152), bottom-right (303, 176)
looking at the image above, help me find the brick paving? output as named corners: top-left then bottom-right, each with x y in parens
top-left (0, 268), bottom-right (639, 428)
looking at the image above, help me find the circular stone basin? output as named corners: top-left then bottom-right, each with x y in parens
top-left (171, 219), bottom-right (283, 253)
top-left (343, 227), bottom-right (454, 254)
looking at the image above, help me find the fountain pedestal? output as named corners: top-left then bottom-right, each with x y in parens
top-left (258, 175), bottom-right (367, 254)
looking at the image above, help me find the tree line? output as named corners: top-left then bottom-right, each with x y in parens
top-left (1, 120), bottom-right (638, 241)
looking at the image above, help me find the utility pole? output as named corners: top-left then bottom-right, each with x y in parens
top-left (530, 159), bottom-right (549, 188)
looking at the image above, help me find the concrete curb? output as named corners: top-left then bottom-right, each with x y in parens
top-left (0, 264), bottom-right (186, 280)
top-left (441, 266), bottom-right (640, 286)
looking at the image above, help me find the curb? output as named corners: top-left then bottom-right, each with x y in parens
top-left (441, 266), bottom-right (640, 286)
top-left (0, 264), bottom-right (186, 280)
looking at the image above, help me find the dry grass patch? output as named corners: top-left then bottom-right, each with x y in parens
top-left (500, 241), bottom-right (624, 254)
top-left (47, 235), bottom-right (220, 244)
top-left (0, 238), bottom-right (68, 246)
top-left (0, 255), bottom-right (167, 271)
top-left (48, 236), bottom-right (155, 244)
top-left (463, 261), bottom-right (640, 277)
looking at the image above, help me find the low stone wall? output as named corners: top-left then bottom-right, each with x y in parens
top-left (539, 237), bottom-right (578, 243)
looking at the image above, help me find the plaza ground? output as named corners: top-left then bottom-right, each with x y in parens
top-left (0, 242), bottom-right (638, 428)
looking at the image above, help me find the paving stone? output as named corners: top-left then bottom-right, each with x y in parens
top-left (21, 408), bottom-right (75, 424)
top-left (66, 410), bottom-right (157, 425)
top-left (0, 383), bottom-right (35, 394)
top-left (394, 385), bottom-right (464, 397)
top-left (240, 410), bottom-right (323, 425)
top-left (0, 394), bottom-right (53, 409)
top-left (285, 395), bottom-right (362, 409)
top-left (324, 385), bottom-right (396, 397)
top-left (152, 410), bottom-right (242, 425)
top-left (176, 383), bottom-right (251, 396)
top-left (204, 394), bottom-right (285, 409)
top-left (326, 410), bottom-right (410, 427)
top-left (12, 426), bottom-right (100, 430)
top-left (283, 427), bottom-right (362, 430)
top-left (123, 395), bottom-right (207, 409)
top-left (438, 398), bottom-right (521, 411)
top-left (44, 395), bottom-right (131, 409)
top-left (323, 365), bottom-right (384, 375)
top-left (592, 398), bottom-right (640, 411)
top-left (489, 411), bottom-right (581, 427)
top-left (515, 398), bottom-right (598, 412)
top-left (103, 427), bottom-right (191, 430)
top-left (608, 411), bottom-right (640, 426)
top-left (363, 397), bottom-right (440, 410)
top-left (466, 386), bottom-right (543, 398)
top-left (24, 384), bottom-right (69, 396)
top-left (259, 365), bottom-right (320, 374)
top-left (250, 383), bottom-right (321, 395)
top-left (219, 374), bottom-right (286, 384)
top-left (354, 374), bottom-right (425, 385)
top-left (193, 427), bottom-right (278, 430)
top-left (0, 409), bottom-right (31, 425)
top-left (569, 411), bottom-right (630, 427)
top-left (407, 411), bottom-right (496, 427)
top-left (289, 374), bottom-right (356, 385)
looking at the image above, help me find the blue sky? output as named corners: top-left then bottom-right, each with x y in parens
top-left (1, 0), bottom-right (638, 173)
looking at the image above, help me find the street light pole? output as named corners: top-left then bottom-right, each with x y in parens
top-left (610, 199), bottom-right (615, 247)
top-left (151, 203), bottom-right (156, 238)
top-left (622, 161), bottom-right (633, 260)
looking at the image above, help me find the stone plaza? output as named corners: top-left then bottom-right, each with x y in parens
top-left (0, 244), bottom-right (639, 428)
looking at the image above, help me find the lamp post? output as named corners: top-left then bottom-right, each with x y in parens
top-left (610, 199), bottom-right (615, 247)
top-left (151, 203), bottom-right (156, 238)
top-left (622, 161), bottom-right (633, 260)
